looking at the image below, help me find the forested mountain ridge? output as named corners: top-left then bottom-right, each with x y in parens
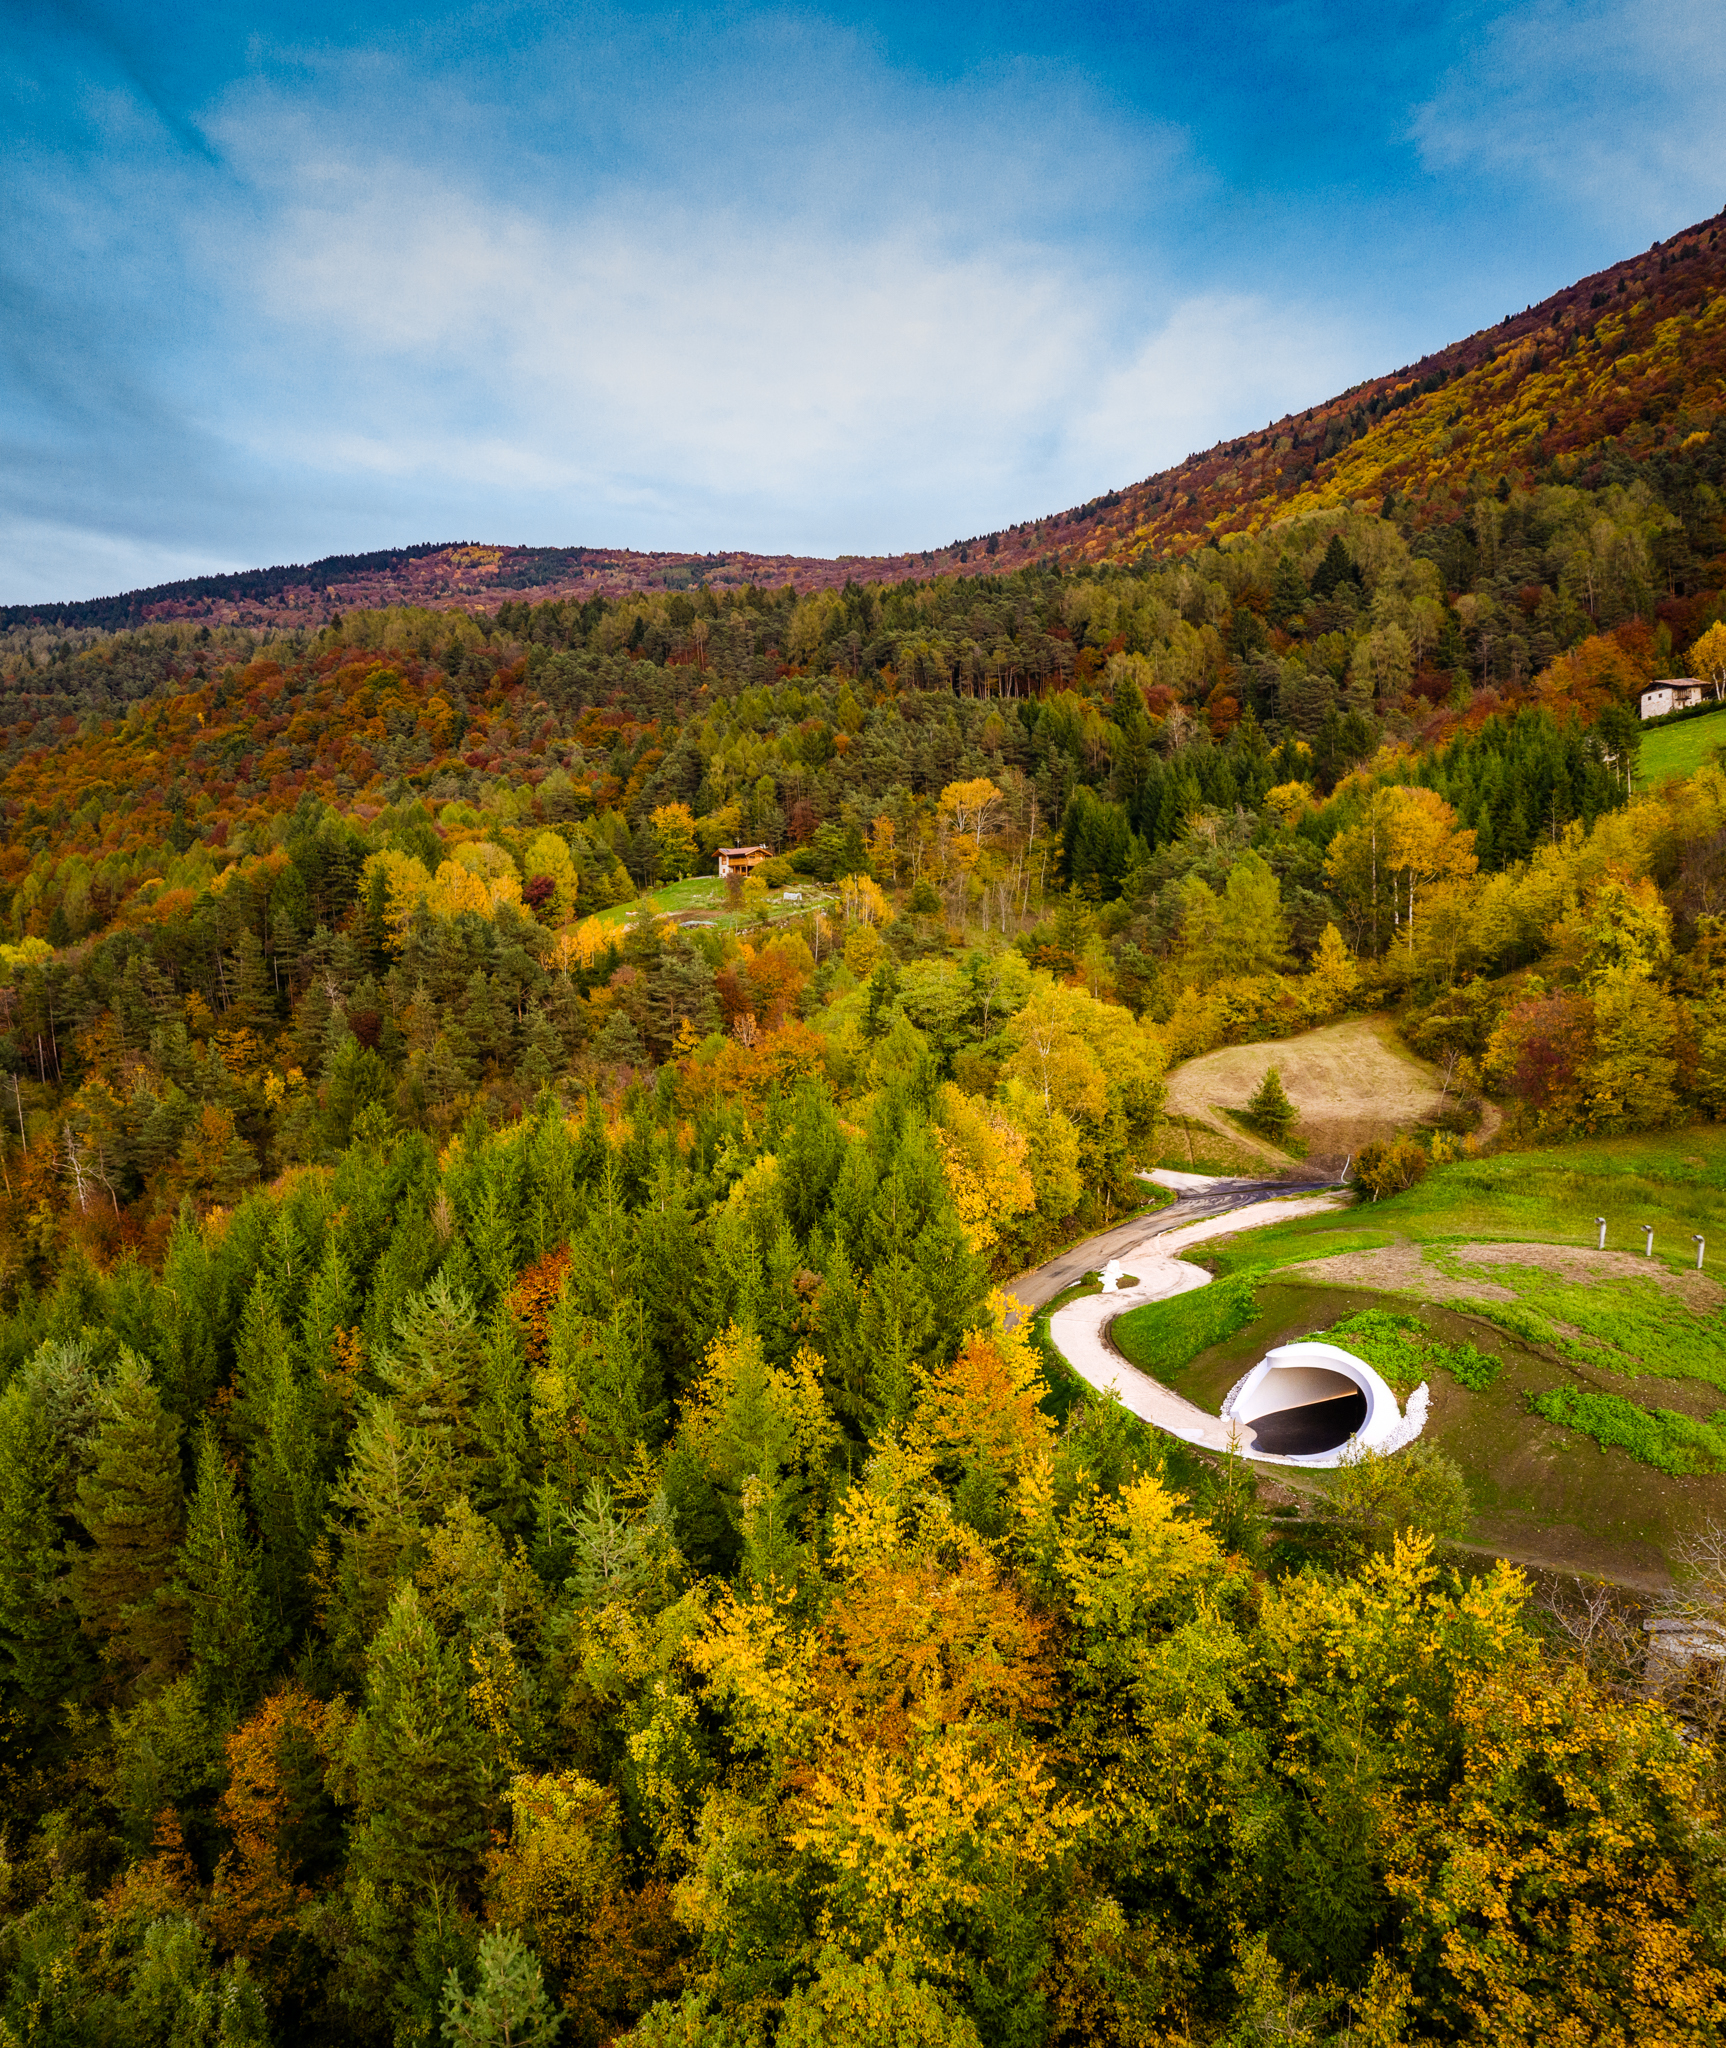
top-left (1071, 206), bottom-right (1726, 567)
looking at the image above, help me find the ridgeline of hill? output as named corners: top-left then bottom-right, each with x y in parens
top-left (10, 207), bottom-right (1725, 635)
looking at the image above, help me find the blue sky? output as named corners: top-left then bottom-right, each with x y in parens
top-left (4, 0), bottom-right (1723, 602)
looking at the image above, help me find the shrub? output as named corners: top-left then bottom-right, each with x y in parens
top-left (1333, 1439), bottom-right (1471, 1562)
top-left (1352, 1135), bottom-right (1429, 1201)
top-left (1532, 1385), bottom-right (1726, 1475)
top-left (1323, 1308), bottom-right (1502, 1392)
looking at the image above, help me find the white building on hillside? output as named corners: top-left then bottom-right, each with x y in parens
top-left (1639, 678), bottom-right (1710, 718)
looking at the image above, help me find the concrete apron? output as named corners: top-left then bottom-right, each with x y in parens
top-left (1045, 1189), bottom-right (1348, 1463)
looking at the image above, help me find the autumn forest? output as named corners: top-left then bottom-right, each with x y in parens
top-left (2, 215), bottom-right (1726, 2048)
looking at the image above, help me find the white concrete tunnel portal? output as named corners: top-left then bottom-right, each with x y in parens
top-left (1221, 1342), bottom-right (1415, 1464)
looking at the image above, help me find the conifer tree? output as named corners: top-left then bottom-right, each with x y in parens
top-left (540, 1291), bottom-right (663, 1494)
top-left (350, 1582), bottom-right (491, 1899)
top-left (155, 1204), bottom-right (223, 1415)
top-left (377, 1270), bottom-right (484, 1484)
top-left (236, 1286), bottom-right (327, 1642)
top-left (70, 1349), bottom-right (188, 1698)
top-left (179, 1426), bottom-right (270, 1723)
top-left (1243, 1066), bottom-right (1297, 1142)
top-left (441, 1929), bottom-right (561, 2048)
top-left (0, 1342), bottom-right (99, 1736)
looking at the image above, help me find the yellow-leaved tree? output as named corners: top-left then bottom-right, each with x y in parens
top-left (523, 829), bottom-right (581, 921)
top-left (1304, 920), bottom-right (1363, 1019)
top-left (1000, 977), bottom-right (1165, 1201)
top-left (1690, 618), bottom-right (1726, 702)
top-left (650, 803), bottom-right (699, 882)
top-left (930, 1084), bottom-right (1035, 1256)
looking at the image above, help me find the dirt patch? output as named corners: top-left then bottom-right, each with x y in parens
top-left (1277, 1242), bottom-right (1513, 1300)
top-left (1279, 1239), bottom-right (1724, 1314)
top-left (1164, 1017), bottom-right (1447, 1172)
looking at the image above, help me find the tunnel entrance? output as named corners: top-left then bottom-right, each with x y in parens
top-left (1236, 1363), bottom-right (1369, 1456)
top-left (1246, 1388), bottom-right (1367, 1455)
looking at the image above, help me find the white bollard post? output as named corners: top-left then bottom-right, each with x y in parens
top-left (1596, 1216), bottom-right (1607, 1250)
top-left (1696, 1234), bottom-right (1707, 1271)
top-left (1643, 1225), bottom-right (1655, 1258)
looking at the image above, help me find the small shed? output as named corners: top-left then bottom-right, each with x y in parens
top-left (716, 844), bottom-right (771, 878)
top-left (1639, 678), bottom-right (1709, 719)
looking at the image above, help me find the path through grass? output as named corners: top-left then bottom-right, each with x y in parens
top-left (1199, 1130), bottom-right (1726, 1282)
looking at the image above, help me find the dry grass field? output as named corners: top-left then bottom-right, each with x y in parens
top-left (1163, 1016), bottom-right (1451, 1170)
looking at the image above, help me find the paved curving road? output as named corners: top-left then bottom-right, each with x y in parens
top-left (1008, 1172), bottom-right (1346, 1313)
top-left (1040, 1182), bottom-right (1351, 1455)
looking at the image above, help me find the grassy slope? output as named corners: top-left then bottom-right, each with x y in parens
top-left (1641, 708), bottom-right (1726, 786)
top-left (1110, 1130), bottom-right (1726, 1581)
top-left (593, 874), bottom-right (836, 931)
top-left (1199, 1130), bottom-right (1726, 1279)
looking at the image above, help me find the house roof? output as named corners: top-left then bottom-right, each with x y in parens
top-left (1640, 677), bottom-right (1703, 695)
top-left (717, 844), bottom-right (770, 855)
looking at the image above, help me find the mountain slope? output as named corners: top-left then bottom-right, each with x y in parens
top-left (1072, 209), bottom-right (1726, 565)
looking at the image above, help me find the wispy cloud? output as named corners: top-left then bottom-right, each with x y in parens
top-left (1411, 0), bottom-right (1726, 239)
top-left (187, 43), bottom-right (1355, 555)
top-left (4, 0), bottom-right (1721, 602)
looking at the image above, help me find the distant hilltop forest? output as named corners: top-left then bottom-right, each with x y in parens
top-left (10, 204), bottom-right (1724, 637)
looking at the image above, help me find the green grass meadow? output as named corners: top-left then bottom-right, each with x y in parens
top-left (1639, 704), bottom-right (1726, 785)
top-left (1101, 1129), bottom-right (1726, 1577)
top-left (1197, 1130), bottom-right (1726, 1280)
top-left (594, 874), bottom-right (837, 932)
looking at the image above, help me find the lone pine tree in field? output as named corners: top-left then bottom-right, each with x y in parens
top-left (1244, 1066), bottom-right (1296, 1143)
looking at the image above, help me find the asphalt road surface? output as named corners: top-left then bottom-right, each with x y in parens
top-left (1008, 1175), bottom-right (1345, 1313)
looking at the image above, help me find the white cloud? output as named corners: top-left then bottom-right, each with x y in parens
top-left (0, 516), bottom-right (248, 609)
top-left (1411, 0), bottom-right (1726, 238)
top-left (190, 98), bottom-right (1356, 553)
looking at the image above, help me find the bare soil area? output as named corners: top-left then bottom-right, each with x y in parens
top-left (1163, 1017), bottom-right (1449, 1171)
top-left (1278, 1239), bottom-right (1724, 1314)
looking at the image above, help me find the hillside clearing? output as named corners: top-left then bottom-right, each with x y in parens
top-left (1641, 705), bottom-right (1726, 786)
top-left (1162, 1016), bottom-right (1450, 1172)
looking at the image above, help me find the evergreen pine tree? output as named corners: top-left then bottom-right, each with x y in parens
top-left (461, 1172), bottom-right (521, 1313)
top-left (179, 1426), bottom-right (270, 1723)
top-left (236, 1285), bottom-right (327, 1642)
top-left (350, 1583), bottom-right (491, 1898)
top-left (0, 1342), bottom-right (100, 1737)
top-left (328, 1399), bottom-right (429, 1671)
top-left (1270, 551), bottom-right (1310, 625)
top-left (545, 1293), bottom-right (663, 1487)
top-left (473, 1306), bottom-right (532, 1534)
top-left (1310, 533), bottom-right (1359, 599)
top-left (441, 1929), bottom-right (560, 2048)
top-left (228, 927), bottom-right (277, 1033)
top-left (1243, 1066), bottom-right (1297, 1143)
top-left (376, 1269), bottom-right (483, 1482)
top-left (70, 1349), bottom-right (188, 1698)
